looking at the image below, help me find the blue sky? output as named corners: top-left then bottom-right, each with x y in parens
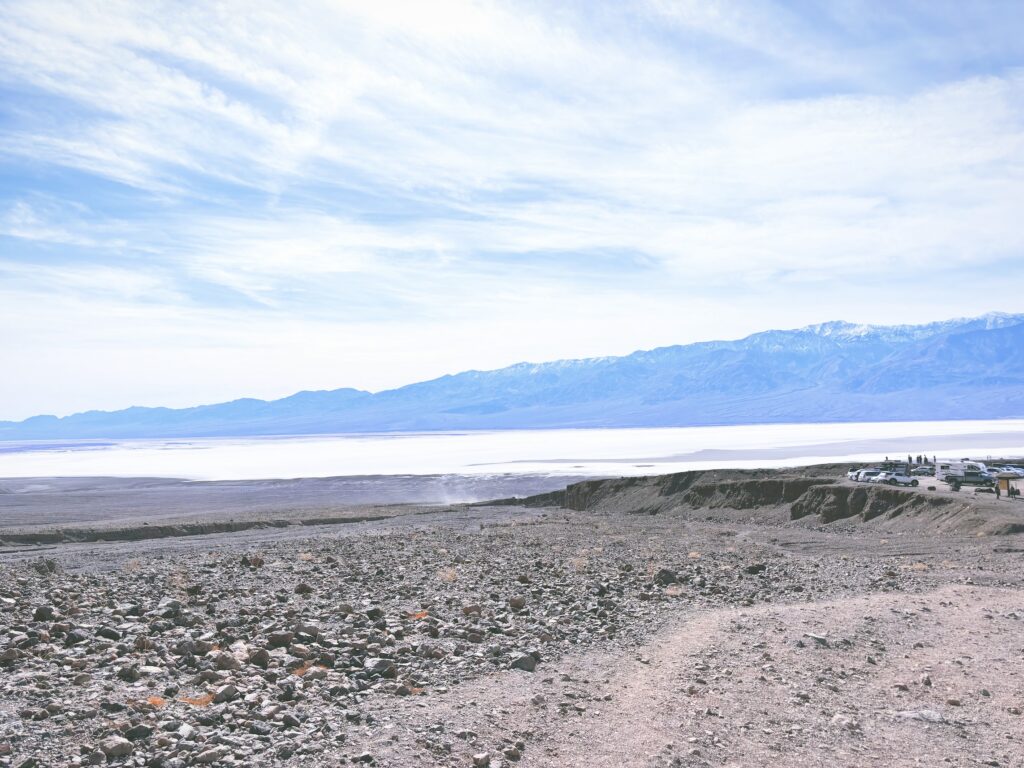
top-left (2, 0), bottom-right (1024, 419)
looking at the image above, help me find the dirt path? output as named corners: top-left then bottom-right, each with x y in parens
top-left (383, 584), bottom-right (1024, 767)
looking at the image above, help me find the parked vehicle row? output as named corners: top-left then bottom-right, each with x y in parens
top-left (847, 461), bottom-right (1023, 490)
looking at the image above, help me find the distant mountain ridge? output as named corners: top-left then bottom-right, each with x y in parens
top-left (4, 312), bottom-right (1024, 439)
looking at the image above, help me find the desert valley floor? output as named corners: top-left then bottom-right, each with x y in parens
top-left (1, 468), bottom-right (1023, 767)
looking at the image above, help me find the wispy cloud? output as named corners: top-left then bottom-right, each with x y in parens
top-left (2, 0), bottom-right (1024, 417)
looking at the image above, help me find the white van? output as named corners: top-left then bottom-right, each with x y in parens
top-left (934, 460), bottom-right (992, 489)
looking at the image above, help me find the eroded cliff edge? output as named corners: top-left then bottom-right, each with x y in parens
top-left (518, 467), bottom-right (1024, 536)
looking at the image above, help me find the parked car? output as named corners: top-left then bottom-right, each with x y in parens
top-left (855, 469), bottom-right (882, 482)
top-left (911, 466), bottom-right (934, 476)
top-left (846, 468), bottom-right (862, 480)
top-left (870, 471), bottom-right (919, 487)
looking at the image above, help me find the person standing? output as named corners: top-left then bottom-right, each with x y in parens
top-left (996, 483), bottom-right (1002, 500)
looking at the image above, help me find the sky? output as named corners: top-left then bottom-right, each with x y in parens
top-left (2, 0), bottom-right (1024, 420)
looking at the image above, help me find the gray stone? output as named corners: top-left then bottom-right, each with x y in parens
top-left (96, 626), bottom-right (121, 641)
top-left (214, 651), bottom-right (241, 670)
top-left (653, 568), bottom-right (678, 586)
top-left (363, 658), bottom-right (397, 678)
top-left (99, 735), bottom-right (133, 757)
top-left (124, 723), bottom-right (153, 740)
top-left (65, 628), bottom-right (89, 645)
top-left (33, 605), bottom-right (55, 622)
top-left (268, 631), bottom-right (294, 648)
top-left (510, 653), bottom-right (537, 672)
top-left (194, 747), bottom-right (228, 763)
top-left (213, 684), bottom-right (238, 703)
top-left (897, 709), bottom-right (945, 723)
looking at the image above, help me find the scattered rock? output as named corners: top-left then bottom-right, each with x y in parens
top-left (213, 684), bottom-right (238, 703)
top-left (124, 724), bottom-right (153, 741)
top-left (194, 747), bottom-right (228, 763)
top-left (653, 568), bottom-right (678, 585)
top-left (99, 735), bottom-right (133, 758)
top-left (830, 714), bottom-right (860, 731)
top-left (32, 605), bottom-right (54, 621)
top-left (364, 658), bottom-right (397, 679)
top-left (897, 710), bottom-right (945, 723)
top-left (268, 630), bottom-right (294, 647)
top-left (803, 633), bottom-right (829, 647)
top-left (510, 653), bottom-right (537, 672)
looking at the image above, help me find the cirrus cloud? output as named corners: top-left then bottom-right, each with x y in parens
top-left (1, 0), bottom-right (1024, 418)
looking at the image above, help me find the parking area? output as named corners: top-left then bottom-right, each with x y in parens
top-left (844, 457), bottom-right (1024, 498)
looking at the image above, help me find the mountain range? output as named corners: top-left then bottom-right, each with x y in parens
top-left (4, 313), bottom-right (1024, 440)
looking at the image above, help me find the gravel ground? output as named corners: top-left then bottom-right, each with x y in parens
top-left (1, 474), bottom-right (1023, 767)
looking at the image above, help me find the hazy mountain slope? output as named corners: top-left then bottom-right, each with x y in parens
top-left (3, 314), bottom-right (1023, 439)
top-left (846, 323), bottom-right (1024, 393)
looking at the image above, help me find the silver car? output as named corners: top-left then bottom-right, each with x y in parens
top-left (870, 471), bottom-right (919, 487)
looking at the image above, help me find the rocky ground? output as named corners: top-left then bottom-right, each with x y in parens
top-left (1, 470), bottom-right (1024, 767)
